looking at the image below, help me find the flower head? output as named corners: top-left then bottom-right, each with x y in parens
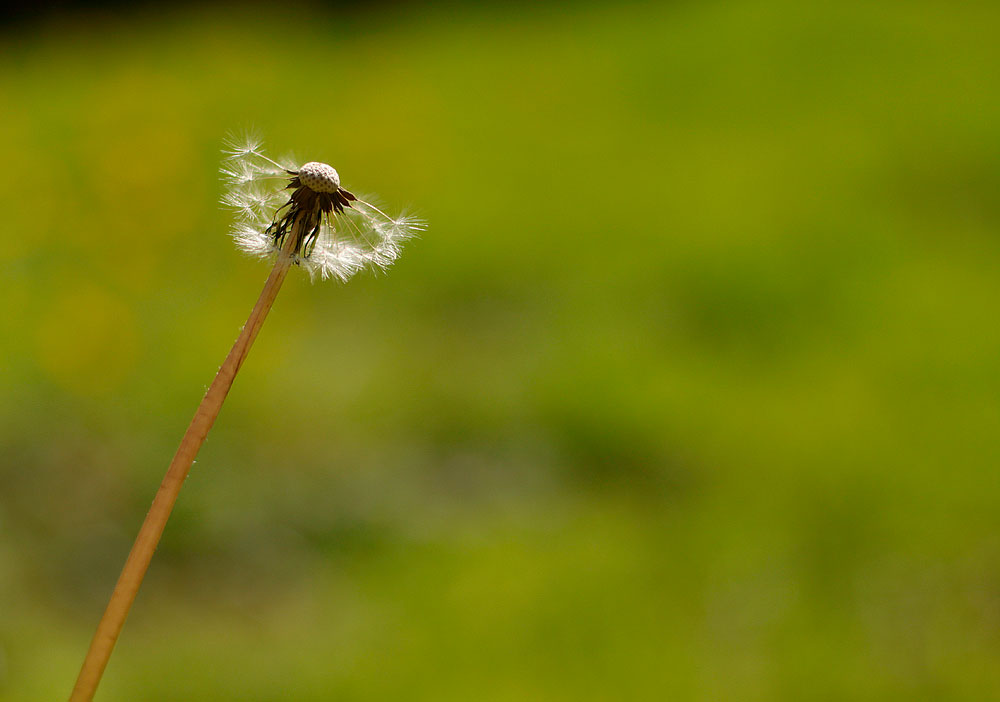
top-left (222, 133), bottom-right (423, 282)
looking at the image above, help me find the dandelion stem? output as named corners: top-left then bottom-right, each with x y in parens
top-left (69, 216), bottom-right (306, 702)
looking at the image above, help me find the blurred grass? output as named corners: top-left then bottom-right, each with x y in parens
top-left (1, 0), bottom-right (1000, 699)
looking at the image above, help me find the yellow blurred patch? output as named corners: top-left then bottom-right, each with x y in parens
top-left (35, 284), bottom-right (139, 395)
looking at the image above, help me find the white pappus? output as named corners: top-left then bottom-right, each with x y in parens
top-left (221, 132), bottom-right (423, 282)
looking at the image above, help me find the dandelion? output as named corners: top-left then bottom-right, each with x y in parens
top-left (222, 133), bottom-right (423, 282)
top-left (69, 134), bottom-right (423, 702)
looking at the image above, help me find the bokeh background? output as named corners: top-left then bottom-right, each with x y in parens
top-left (2, 1), bottom-right (999, 699)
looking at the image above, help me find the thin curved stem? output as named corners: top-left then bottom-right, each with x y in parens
top-left (69, 222), bottom-right (303, 702)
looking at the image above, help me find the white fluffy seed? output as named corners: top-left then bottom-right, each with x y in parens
top-left (298, 161), bottom-right (341, 193)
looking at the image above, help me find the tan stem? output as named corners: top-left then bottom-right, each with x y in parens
top-left (69, 222), bottom-right (304, 702)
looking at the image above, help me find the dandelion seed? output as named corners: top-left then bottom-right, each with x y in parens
top-left (69, 133), bottom-right (424, 702)
top-left (222, 133), bottom-right (424, 282)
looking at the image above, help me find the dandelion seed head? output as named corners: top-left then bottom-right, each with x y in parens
top-left (298, 162), bottom-right (341, 193)
top-left (220, 135), bottom-right (422, 283)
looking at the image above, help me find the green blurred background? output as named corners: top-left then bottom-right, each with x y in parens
top-left (2, 1), bottom-right (999, 699)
